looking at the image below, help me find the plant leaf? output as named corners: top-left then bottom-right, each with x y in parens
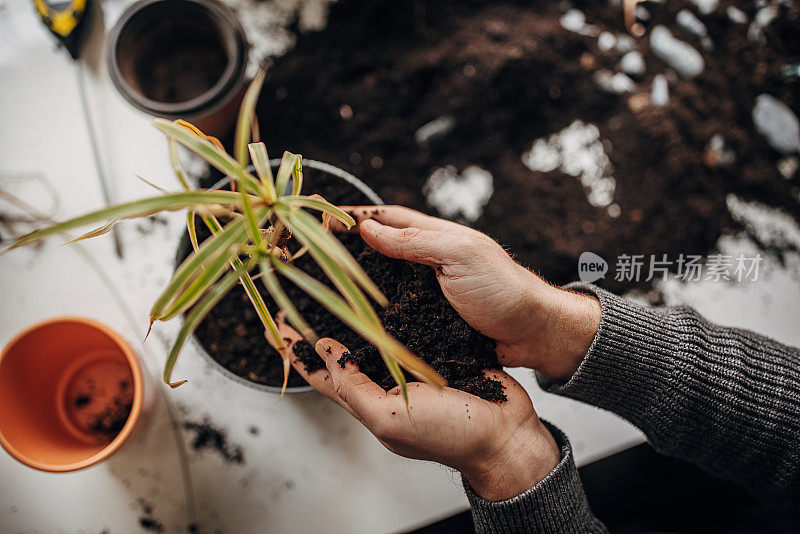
top-left (6, 191), bottom-right (253, 251)
top-left (159, 245), bottom-right (235, 321)
top-left (235, 68), bottom-right (266, 169)
top-left (153, 119), bottom-right (265, 198)
top-left (187, 212), bottom-right (199, 253)
top-left (248, 142), bottom-right (277, 201)
top-left (151, 211), bottom-right (256, 321)
top-left (291, 155), bottom-right (303, 196)
top-left (274, 151), bottom-right (300, 197)
top-left (168, 138), bottom-right (191, 190)
top-left (163, 258), bottom-right (253, 388)
top-left (238, 257), bottom-right (283, 349)
top-left (64, 218), bottom-right (120, 244)
top-left (281, 195), bottom-right (355, 228)
top-left (282, 209), bottom-right (375, 322)
top-left (281, 208), bottom-right (387, 306)
top-left (260, 257), bottom-right (317, 343)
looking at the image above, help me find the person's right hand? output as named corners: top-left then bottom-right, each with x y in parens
top-left (337, 206), bottom-right (601, 381)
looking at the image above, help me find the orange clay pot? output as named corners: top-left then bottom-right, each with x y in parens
top-left (0, 317), bottom-right (150, 472)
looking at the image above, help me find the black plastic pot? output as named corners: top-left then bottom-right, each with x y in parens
top-left (176, 159), bottom-right (383, 393)
top-left (107, 0), bottom-right (248, 137)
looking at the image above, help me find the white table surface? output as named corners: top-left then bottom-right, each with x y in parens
top-left (2, 0), bottom-right (799, 532)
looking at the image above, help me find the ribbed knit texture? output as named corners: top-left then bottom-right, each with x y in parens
top-left (464, 283), bottom-right (800, 532)
top-left (554, 283), bottom-right (800, 505)
top-left (464, 422), bottom-right (608, 534)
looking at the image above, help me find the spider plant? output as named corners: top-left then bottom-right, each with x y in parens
top-left (6, 71), bottom-right (445, 400)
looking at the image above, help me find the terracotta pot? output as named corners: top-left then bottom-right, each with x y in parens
top-left (107, 0), bottom-right (249, 138)
top-left (178, 159), bottom-right (383, 394)
top-left (0, 317), bottom-right (153, 472)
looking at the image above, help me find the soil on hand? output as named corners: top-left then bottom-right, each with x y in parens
top-left (254, 0), bottom-right (799, 296)
top-left (189, 169), bottom-right (505, 400)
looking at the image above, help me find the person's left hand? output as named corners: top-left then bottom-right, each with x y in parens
top-left (273, 316), bottom-right (560, 502)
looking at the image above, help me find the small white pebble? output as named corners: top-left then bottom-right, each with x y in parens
top-left (677, 10), bottom-right (708, 38)
top-left (616, 34), bottom-right (636, 53)
top-left (778, 157), bottom-right (799, 179)
top-left (607, 203), bottom-right (622, 218)
top-left (620, 51), bottom-right (646, 76)
top-left (414, 116), bottom-right (456, 146)
top-left (651, 75), bottom-right (669, 106)
top-left (677, 9), bottom-right (713, 51)
top-left (635, 5), bottom-right (651, 20)
top-left (560, 9), bottom-right (586, 32)
top-left (650, 25), bottom-right (705, 78)
top-left (753, 94), bottom-right (800, 154)
top-left (727, 6), bottom-right (748, 24)
top-left (691, 0), bottom-right (719, 15)
top-left (748, 5), bottom-right (778, 44)
top-left (598, 31), bottom-right (617, 51)
top-left (594, 70), bottom-right (636, 93)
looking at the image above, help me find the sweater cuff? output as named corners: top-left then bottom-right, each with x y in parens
top-left (463, 422), bottom-right (607, 534)
top-left (544, 282), bottom-right (683, 428)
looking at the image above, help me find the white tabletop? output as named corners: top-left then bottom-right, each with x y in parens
top-left (2, 0), bottom-right (799, 532)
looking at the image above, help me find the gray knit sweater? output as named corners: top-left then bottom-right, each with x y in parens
top-left (464, 283), bottom-right (800, 533)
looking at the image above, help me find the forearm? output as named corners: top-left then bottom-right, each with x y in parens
top-left (546, 283), bottom-right (800, 504)
top-left (464, 422), bottom-right (608, 534)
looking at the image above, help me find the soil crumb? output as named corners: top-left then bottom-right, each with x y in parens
top-left (183, 418), bottom-right (244, 464)
top-left (136, 498), bottom-right (164, 533)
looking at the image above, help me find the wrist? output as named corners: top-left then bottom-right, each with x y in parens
top-left (462, 420), bottom-right (560, 502)
top-left (515, 276), bottom-right (601, 380)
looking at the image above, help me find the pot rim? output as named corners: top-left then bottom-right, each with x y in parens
top-left (182, 159), bottom-right (383, 394)
top-left (106, 0), bottom-right (248, 118)
top-left (0, 316), bottom-right (145, 472)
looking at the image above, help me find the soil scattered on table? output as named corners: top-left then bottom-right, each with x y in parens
top-left (136, 498), bottom-right (164, 533)
top-left (182, 418), bottom-right (244, 464)
top-left (254, 0), bottom-right (799, 295)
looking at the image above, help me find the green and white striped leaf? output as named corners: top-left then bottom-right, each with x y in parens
top-left (163, 259), bottom-right (254, 388)
top-left (281, 208), bottom-right (387, 306)
top-left (281, 195), bottom-right (355, 228)
top-left (6, 191), bottom-right (252, 251)
top-left (235, 68), bottom-right (266, 169)
top-left (153, 119), bottom-right (266, 198)
top-left (249, 142), bottom-right (277, 200)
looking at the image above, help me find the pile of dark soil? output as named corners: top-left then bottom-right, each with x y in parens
top-left (254, 0), bottom-right (799, 295)
top-left (191, 0), bottom-right (799, 397)
top-left (190, 169), bottom-right (504, 400)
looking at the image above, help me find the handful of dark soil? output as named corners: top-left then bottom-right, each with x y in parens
top-left (190, 169), bottom-right (506, 401)
top-left (291, 235), bottom-right (506, 402)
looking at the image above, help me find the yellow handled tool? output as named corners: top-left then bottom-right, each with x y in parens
top-left (32, 0), bottom-right (89, 59)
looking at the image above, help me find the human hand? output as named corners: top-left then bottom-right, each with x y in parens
top-left (336, 206), bottom-right (601, 381)
top-left (276, 320), bottom-right (560, 501)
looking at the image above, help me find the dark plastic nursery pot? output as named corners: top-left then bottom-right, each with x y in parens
top-left (107, 0), bottom-right (248, 137)
top-left (0, 317), bottom-right (155, 472)
top-left (179, 159), bottom-right (383, 394)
